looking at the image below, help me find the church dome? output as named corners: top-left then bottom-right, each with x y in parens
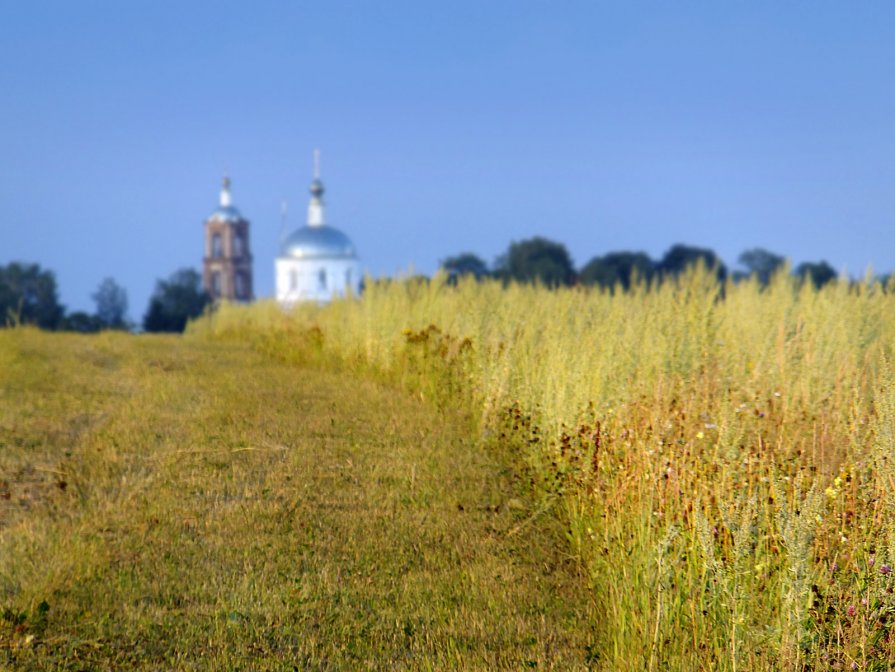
top-left (280, 224), bottom-right (357, 259)
top-left (210, 205), bottom-right (244, 222)
top-left (209, 176), bottom-right (244, 222)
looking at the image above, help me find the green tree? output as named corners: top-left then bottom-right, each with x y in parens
top-left (736, 248), bottom-right (785, 285)
top-left (143, 268), bottom-right (211, 333)
top-left (92, 277), bottom-right (129, 329)
top-left (0, 262), bottom-right (65, 329)
top-left (441, 253), bottom-right (489, 280)
top-left (495, 237), bottom-right (575, 287)
top-left (795, 261), bottom-right (837, 289)
top-left (579, 251), bottom-right (654, 290)
top-left (61, 311), bottom-right (103, 333)
top-left (657, 244), bottom-right (727, 281)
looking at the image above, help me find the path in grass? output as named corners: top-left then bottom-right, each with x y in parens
top-left (0, 331), bottom-right (595, 670)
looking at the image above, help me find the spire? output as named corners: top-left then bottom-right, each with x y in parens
top-left (307, 150), bottom-right (325, 227)
top-left (220, 174), bottom-right (232, 208)
top-left (279, 199), bottom-right (288, 246)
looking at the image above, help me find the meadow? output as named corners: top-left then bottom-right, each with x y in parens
top-left (3, 268), bottom-right (895, 670)
top-left (192, 267), bottom-right (895, 671)
top-left (0, 329), bottom-right (594, 670)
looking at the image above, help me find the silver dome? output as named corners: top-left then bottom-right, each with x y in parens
top-left (210, 205), bottom-right (244, 223)
top-left (280, 225), bottom-right (357, 259)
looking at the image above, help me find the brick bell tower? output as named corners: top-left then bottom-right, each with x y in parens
top-left (203, 175), bottom-right (253, 302)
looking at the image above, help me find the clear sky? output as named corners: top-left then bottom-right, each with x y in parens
top-left (2, 2), bottom-right (893, 318)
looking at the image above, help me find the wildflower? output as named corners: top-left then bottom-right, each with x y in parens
top-left (831, 562), bottom-right (840, 572)
top-left (834, 476), bottom-right (843, 489)
top-left (815, 514), bottom-right (823, 524)
top-left (704, 423), bottom-right (717, 430)
top-left (868, 556), bottom-right (876, 568)
top-left (881, 565), bottom-right (892, 576)
top-left (847, 604), bottom-right (856, 617)
top-left (696, 431), bottom-right (705, 440)
top-left (754, 563), bottom-right (764, 574)
top-left (825, 486), bottom-right (838, 500)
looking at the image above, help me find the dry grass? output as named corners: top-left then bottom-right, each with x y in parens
top-left (192, 268), bottom-right (895, 670)
top-left (0, 328), bottom-right (596, 670)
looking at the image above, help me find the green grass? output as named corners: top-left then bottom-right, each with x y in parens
top-left (0, 329), bottom-right (596, 670)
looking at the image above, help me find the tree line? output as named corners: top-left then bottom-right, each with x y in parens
top-left (442, 239), bottom-right (851, 290)
top-left (0, 263), bottom-right (210, 333)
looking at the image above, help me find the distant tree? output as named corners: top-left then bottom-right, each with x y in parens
top-left (441, 253), bottom-right (489, 280)
top-left (143, 268), bottom-right (211, 333)
top-left (0, 262), bottom-right (65, 329)
top-left (494, 237), bottom-right (575, 287)
top-left (579, 251), bottom-right (654, 290)
top-left (92, 277), bottom-right (129, 329)
top-left (737, 248), bottom-right (785, 285)
top-left (61, 311), bottom-right (103, 333)
top-left (657, 244), bottom-right (727, 281)
top-left (795, 261), bottom-right (837, 289)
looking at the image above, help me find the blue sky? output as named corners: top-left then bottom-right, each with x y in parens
top-left (2, 2), bottom-right (894, 317)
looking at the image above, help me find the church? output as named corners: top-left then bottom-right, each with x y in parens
top-left (202, 175), bottom-right (254, 303)
top-left (202, 153), bottom-right (360, 306)
top-left (276, 154), bottom-right (360, 305)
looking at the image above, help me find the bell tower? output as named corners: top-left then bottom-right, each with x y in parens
top-left (203, 175), bottom-right (253, 302)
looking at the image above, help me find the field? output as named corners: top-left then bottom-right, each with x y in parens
top-left (3, 268), bottom-right (895, 670)
top-left (192, 268), bottom-right (895, 671)
top-left (0, 330), bottom-right (595, 670)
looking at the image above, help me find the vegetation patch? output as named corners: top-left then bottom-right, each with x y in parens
top-left (0, 328), bottom-right (595, 670)
top-left (194, 268), bottom-right (895, 670)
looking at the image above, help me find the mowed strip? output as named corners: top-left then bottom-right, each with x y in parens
top-left (0, 330), bottom-right (594, 670)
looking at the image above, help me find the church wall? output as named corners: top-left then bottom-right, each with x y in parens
top-left (203, 217), bottom-right (254, 302)
top-left (276, 257), bottom-right (360, 304)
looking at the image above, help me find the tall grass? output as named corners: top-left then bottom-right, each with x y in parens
top-left (191, 267), bottom-right (895, 669)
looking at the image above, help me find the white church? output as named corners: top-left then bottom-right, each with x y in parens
top-left (276, 154), bottom-right (360, 305)
top-left (202, 152), bottom-right (360, 306)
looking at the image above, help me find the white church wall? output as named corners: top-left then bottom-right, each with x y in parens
top-left (276, 257), bottom-right (360, 305)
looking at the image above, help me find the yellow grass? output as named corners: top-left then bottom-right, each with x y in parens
top-left (193, 267), bottom-right (895, 670)
top-left (0, 329), bottom-right (595, 670)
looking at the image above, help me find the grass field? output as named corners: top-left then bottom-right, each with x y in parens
top-left (0, 329), bottom-right (596, 670)
top-left (192, 268), bottom-right (895, 671)
top-left (5, 269), bottom-right (895, 670)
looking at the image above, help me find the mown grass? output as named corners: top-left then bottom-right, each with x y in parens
top-left (192, 268), bottom-right (895, 670)
top-left (0, 328), bottom-right (596, 670)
